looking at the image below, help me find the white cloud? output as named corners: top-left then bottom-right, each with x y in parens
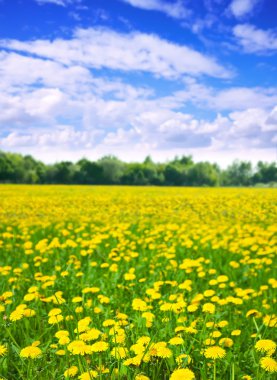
top-left (0, 29), bottom-right (275, 165)
top-left (210, 87), bottom-right (277, 110)
top-left (229, 0), bottom-right (259, 18)
top-left (1, 125), bottom-right (100, 148)
top-left (171, 80), bottom-right (277, 111)
top-left (233, 24), bottom-right (277, 53)
top-left (0, 47), bottom-right (275, 158)
top-left (0, 27), bottom-right (230, 79)
top-left (0, 50), bottom-right (151, 100)
top-left (35, 0), bottom-right (75, 6)
top-left (120, 0), bottom-right (189, 19)
top-left (0, 88), bottom-right (67, 127)
top-left (223, 107), bottom-right (277, 149)
top-left (1, 104), bottom-right (276, 160)
top-left (264, 106), bottom-right (277, 131)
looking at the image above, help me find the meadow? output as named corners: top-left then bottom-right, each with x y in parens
top-left (0, 186), bottom-right (276, 380)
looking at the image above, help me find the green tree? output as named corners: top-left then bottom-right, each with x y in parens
top-left (187, 162), bottom-right (219, 186)
top-left (98, 156), bottom-right (124, 184)
top-left (253, 161), bottom-right (277, 184)
top-left (223, 160), bottom-right (253, 186)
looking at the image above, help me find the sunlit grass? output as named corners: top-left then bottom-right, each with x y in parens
top-left (0, 186), bottom-right (276, 379)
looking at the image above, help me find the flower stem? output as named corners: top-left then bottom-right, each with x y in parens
top-left (213, 360), bottom-right (216, 380)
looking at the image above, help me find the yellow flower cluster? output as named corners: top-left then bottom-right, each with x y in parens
top-left (0, 186), bottom-right (276, 379)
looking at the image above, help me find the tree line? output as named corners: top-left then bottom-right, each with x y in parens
top-left (0, 151), bottom-right (276, 186)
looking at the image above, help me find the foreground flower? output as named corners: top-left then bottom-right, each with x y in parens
top-left (202, 303), bottom-right (215, 314)
top-left (231, 330), bottom-right (241, 336)
top-left (176, 353), bottom-right (192, 365)
top-left (10, 307), bottom-right (25, 322)
top-left (204, 346), bottom-right (226, 359)
top-left (67, 340), bottom-right (90, 355)
top-left (219, 338), bottom-right (233, 348)
top-left (255, 339), bottom-right (276, 355)
top-left (56, 349), bottom-right (65, 355)
top-left (135, 375), bottom-right (150, 380)
top-left (90, 341), bottom-right (109, 352)
top-left (78, 370), bottom-right (98, 380)
top-left (48, 308), bottom-right (62, 316)
top-left (0, 344), bottom-right (7, 356)
top-left (260, 357), bottom-right (277, 373)
top-left (170, 368), bottom-right (195, 380)
top-left (20, 345), bottom-right (42, 359)
top-left (64, 366), bottom-right (78, 378)
top-left (246, 309), bottom-right (262, 318)
top-left (48, 314), bottom-right (64, 324)
top-left (169, 336), bottom-right (184, 346)
top-left (111, 346), bottom-right (128, 359)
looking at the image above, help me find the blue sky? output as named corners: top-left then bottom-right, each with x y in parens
top-left (0, 0), bottom-right (276, 166)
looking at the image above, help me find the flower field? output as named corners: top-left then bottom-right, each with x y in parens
top-left (0, 186), bottom-right (276, 380)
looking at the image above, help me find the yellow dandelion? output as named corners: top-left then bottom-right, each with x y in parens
top-left (155, 345), bottom-right (172, 358)
top-left (219, 338), bottom-right (233, 347)
top-left (135, 375), bottom-right (150, 380)
top-left (48, 314), bottom-right (64, 324)
top-left (205, 339), bottom-right (216, 346)
top-left (170, 368), bottom-right (195, 380)
top-left (20, 345), bottom-right (42, 359)
top-left (72, 296), bottom-right (82, 303)
top-left (202, 303), bottom-right (216, 314)
top-left (111, 346), bottom-right (128, 359)
top-left (137, 336), bottom-right (151, 346)
top-left (55, 330), bottom-right (69, 339)
top-left (168, 336), bottom-right (184, 345)
top-left (176, 353), bottom-right (192, 365)
top-left (0, 344), bottom-right (8, 356)
top-left (217, 320), bottom-right (228, 328)
top-left (255, 339), bottom-right (276, 355)
top-left (246, 309), bottom-right (262, 318)
top-left (263, 315), bottom-right (277, 328)
top-left (102, 319), bottom-right (116, 327)
top-left (231, 330), bottom-right (241, 336)
top-left (204, 346), bottom-right (226, 359)
top-left (55, 349), bottom-right (65, 355)
top-left (132, 298), bottom-right (148, 311)
top-left (10, 309), bottom-right (24, 322)
top-left (67, 340), bottom-right (88, 355)
top-left (90, 341), bottom-right (109, 352)
top-left (58, 336), bottom-right (70, 345)
top-left (187, 304), bottom-right (198, 313)
top-left (64, 366), bottom-right (78, 378)
top-left (48, 308), bottom-right (62, 316)
top-left (78, 370), bottom-right (98, 380)
top-left (24, 308), bottom-right (36, 317)
top-left (184, 326), bottom-right (198, 334)
top-left (210, 331), bottom-right (221, 338)
top-left (260, 356), bottom-right (277, 373)
top-left (79, 328), bottom-right (101, 342)
top-left (123, 354), bottom-right (143, 366)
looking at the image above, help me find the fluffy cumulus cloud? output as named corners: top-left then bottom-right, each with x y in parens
top-left (0, 26), bottom-right (276, 164)
top-left (1, 101), bottom-right (276, 164)
top-left (119, 0), bottom-right (189, 19)
top-left (166, 79), bottom-right (277, 112)
top-left (0, 27), bottom-right (230, 79)
top-left (233, 24), bottom-right (277, 53)
top-left (229, 0), bottom-right (260, 18)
